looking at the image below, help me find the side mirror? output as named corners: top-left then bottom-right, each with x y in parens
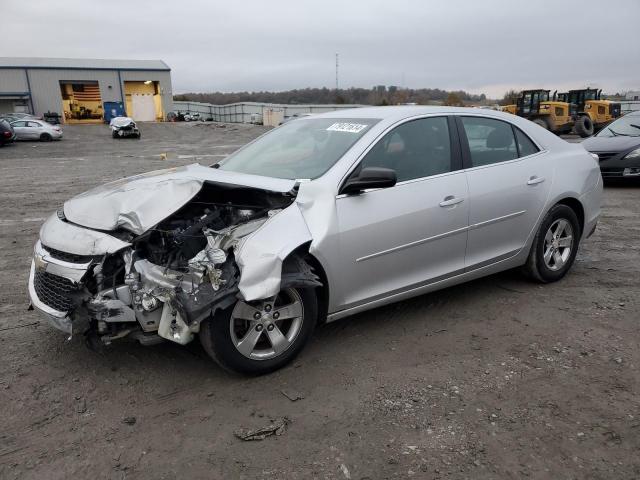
top-left (341, 167), bottom-right (397, 195)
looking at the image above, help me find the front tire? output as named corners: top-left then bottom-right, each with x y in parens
top-left (523, 204), bottom-right (581, 283)
top-left (200, 287), bottom-right (318, 375)
top-left (574, 115), bottom-right (594, 137)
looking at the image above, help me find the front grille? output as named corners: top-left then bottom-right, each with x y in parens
top-left (42, 245), bottom-right (95, 264)
top-left (594, 151), bottom-right (619, 162)
top-left (600, 168), bottom-right (624, 178)
top-left (33, 270), bottom-right (77, 312)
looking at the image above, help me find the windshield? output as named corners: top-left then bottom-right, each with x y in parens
top-left (595, 115), bottom-right (640, 137)
top-left (217, 118), bottom-right (380, 179)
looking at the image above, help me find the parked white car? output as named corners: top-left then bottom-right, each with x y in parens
top-left (28, 106), bottom-right (602, 374)
top-left (10, 119), bottom-right (62, 141)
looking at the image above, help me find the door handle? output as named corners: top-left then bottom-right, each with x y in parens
top-left (439, 195), bottom-right (464, 207)
top-left (527, 176), bottom-right (545, 185)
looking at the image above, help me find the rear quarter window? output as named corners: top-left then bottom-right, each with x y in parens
top-left (514, 128), bottom-right (540, 157)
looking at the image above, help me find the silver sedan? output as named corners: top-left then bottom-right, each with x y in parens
top-left (10, 119), bottom-right (62, 141)
top-left (27, 106), bottom-right (602, 374)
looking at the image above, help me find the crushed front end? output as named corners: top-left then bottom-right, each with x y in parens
top-left (28, 182), bottom-right (300, 347)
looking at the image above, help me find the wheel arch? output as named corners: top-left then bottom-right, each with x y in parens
top-left (284, 243), bottom-right (330, 324)
top-left (524, 194), bottom-right (586, 260)
top-left (555, 197), bottom-right (585, 236)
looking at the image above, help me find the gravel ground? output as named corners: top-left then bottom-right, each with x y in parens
top-left (0, 123), bottom-right (638, 479)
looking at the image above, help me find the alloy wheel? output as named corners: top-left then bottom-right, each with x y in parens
top-left (229, 289), bottom-right (304, 360)
top-left (543, 219), bottom-right (574, 271)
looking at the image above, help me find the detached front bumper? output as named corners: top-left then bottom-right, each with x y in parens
top-left (27, 241), bottom-right (91, 334)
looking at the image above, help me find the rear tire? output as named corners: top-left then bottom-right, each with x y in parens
top-left (533, 118), bottom-right (549, 130)
top-left (199, 287), bottom-right (318, 375)
top-left (574, 115), bottom-right (594, 137)
top-left (522, 204), bottom-right (581, 283)
top-left (40, 133), bottom-right (52, 142)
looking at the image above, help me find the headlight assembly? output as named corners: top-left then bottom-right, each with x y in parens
top-left (624, 147), bottom-right (640, 160)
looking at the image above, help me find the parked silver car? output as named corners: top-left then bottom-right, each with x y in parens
top-left (28, 107), bottom-right (602, 374)
top-left (11, 119), bottom-right (62, 141)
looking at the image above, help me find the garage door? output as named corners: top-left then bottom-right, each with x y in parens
top-left (0, 99), bottom-right (14, 113)
top-left (131, 94), bottom-right (156, 122)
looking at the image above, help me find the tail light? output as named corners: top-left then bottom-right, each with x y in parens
top-left (3, 131), bottom-right (11, 137)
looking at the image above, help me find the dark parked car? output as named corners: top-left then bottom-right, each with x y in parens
top-left (582, 111), bottom-right (640, 179)
top-left (0, 119), bottom-right (16, 146)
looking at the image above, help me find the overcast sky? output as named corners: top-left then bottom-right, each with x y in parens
top-left (3, 0), bottom-right (639, 98)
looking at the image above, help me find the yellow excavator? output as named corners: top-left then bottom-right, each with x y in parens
top-left (555, 88), bottom-right (622, 137)
top-left (501, 89), bottom-right (573, 135)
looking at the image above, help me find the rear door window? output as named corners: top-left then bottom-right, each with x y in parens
top-left (460, 117), bottom-right (518, 167)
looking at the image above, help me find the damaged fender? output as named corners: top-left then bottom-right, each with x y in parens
top-left (235, 203), bottom-right (313, 301)
top-left (40, 213), bottom-right (130, 256)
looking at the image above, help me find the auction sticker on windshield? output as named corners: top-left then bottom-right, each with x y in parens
top-left (326, 123), bottom-right (369, 133)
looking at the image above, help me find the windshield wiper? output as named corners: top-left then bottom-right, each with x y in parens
top-left (607, 124), bottom-right (640, 137)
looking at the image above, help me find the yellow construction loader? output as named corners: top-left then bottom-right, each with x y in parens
top-left (501, 89), bottom-right (573, 135)
top-left (555, 88), bottom-right (622, 137)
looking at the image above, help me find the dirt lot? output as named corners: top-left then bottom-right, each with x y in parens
top-left (0, 122), bottom-right (638, 479)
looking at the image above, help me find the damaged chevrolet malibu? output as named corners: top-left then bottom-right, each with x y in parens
top-left (28, 107), bottom-right (602, 374)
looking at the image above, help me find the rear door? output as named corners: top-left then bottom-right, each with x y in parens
top-left (10, 121), bottom-right (28, 139)
top-left (333, 116), bottom-right (469, 309)
top-left (457, 115), bottom-right (553, 270)
top-left (27, 121), bottom-right (43, 139)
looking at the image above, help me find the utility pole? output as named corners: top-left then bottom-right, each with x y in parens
top-left (335, 53), bottom-right (339, 91)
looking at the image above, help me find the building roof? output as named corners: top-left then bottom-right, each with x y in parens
top-left (0, 57), bottom-right (170, 71)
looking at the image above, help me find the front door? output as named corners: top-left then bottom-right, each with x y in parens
top-left (332, 116), bottom-right (469, 310)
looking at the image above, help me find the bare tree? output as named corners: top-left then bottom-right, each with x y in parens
top-left (500, 89), bottom-right (520, 106)
top-left (444, 92), bottom-right (463, 106)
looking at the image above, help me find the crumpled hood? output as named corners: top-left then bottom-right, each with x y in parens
top-left (109, 116), bottom-right (136, 128)
top-left (63, 164), bottom-right (296, 235)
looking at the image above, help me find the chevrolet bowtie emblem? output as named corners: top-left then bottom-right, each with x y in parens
top-left (33, 252), bottom-right (48, 272)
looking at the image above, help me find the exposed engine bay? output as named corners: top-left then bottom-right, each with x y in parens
top-left (31, 180), bottom-right (321, 347)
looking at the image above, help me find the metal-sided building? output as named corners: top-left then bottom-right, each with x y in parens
top-left (0, 57), bottom-right (173, 123)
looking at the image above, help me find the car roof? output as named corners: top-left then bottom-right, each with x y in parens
top-left (311, 105), bottom-right (518, 122)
